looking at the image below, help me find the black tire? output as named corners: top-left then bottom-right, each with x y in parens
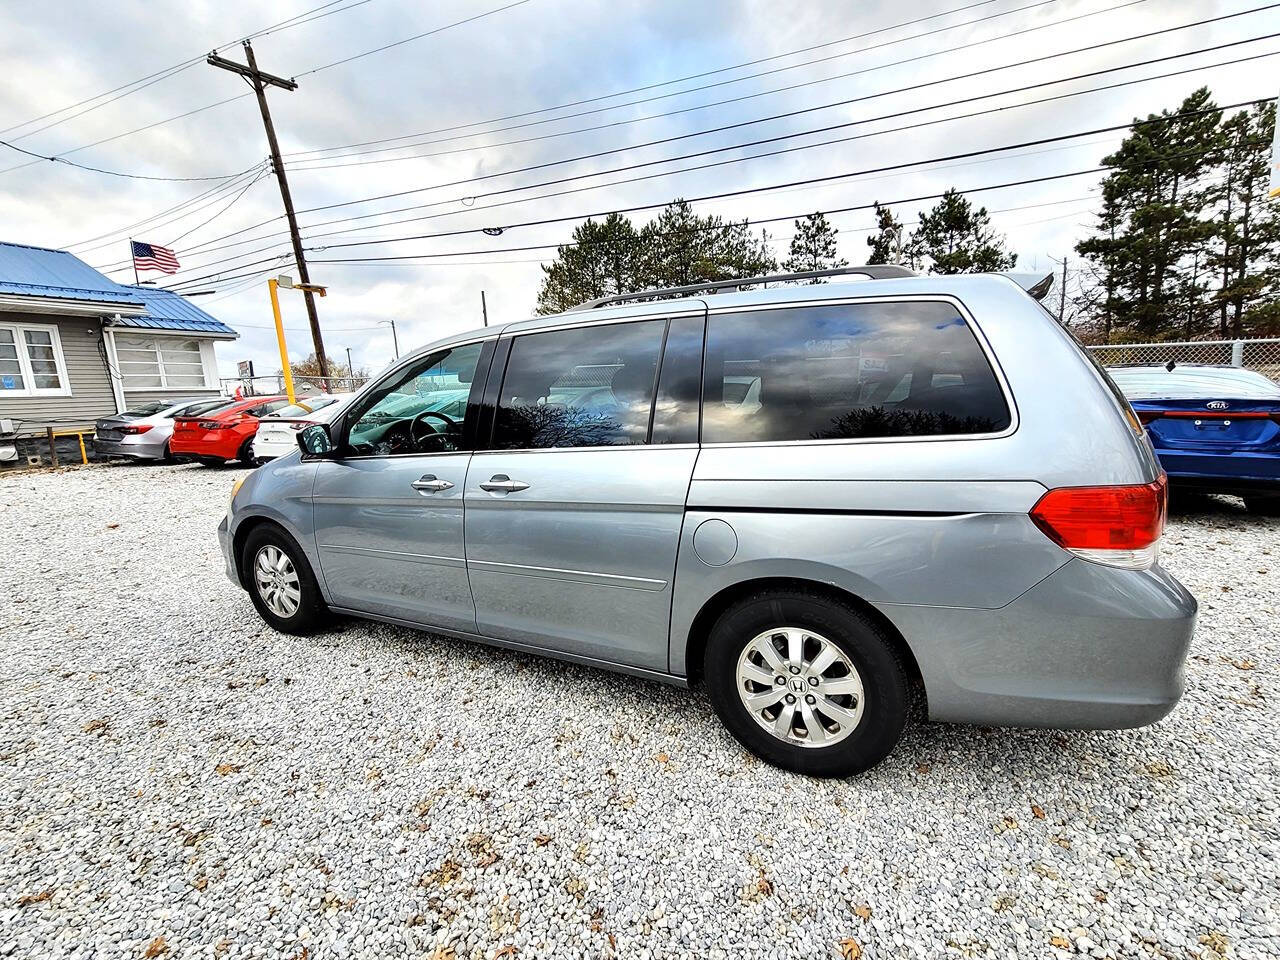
top-left (704, 589), bottom-right (910, 777)
top-left (236, 437), bottom-right (257, 465)
top-left (1244, 495), bottom-right (1280, 517)
top-left (241, 525), bottom-right (328, 635)
top-left (161, 442), bottom-right (174, 464)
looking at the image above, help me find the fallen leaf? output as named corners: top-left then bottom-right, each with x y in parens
top-left (838, 937), bottom-right (863, 960)
top-left (428, 946), bottom-right (456, 960)
top-left (106, 523), bottom-right (120, 529)
top-left (533, 834), bottom-right (552, 846)
top-left (214, 763), bottom-right (241, 776)
top-left (143, 936), bottom-right (169, 958)
top-left (853, 904), bottom-right (871, 920)
top-left (654, 752), bottom-right (670, 764)
top-left (1232, 658), bottom-right (1256, 670)
top-left (1049, 935), bottom-right (1071, 950)
top-left (915, 762), bottom-right (931, 774)
top-left (1030, 804), bottom-right (1046, 820)
top-left (192, 876), bottom-right (208, 892)
top-left (17, 889), bottom-right (53, 907)
top-left (1092, 890), bottom-right (1108, 903)
top-left (493, 947), bottom-right (518, 959)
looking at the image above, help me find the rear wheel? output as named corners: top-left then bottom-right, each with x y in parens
top-left (704, 589), bottom-right (910, 777)
top-left (237, 437), bottom-right (257, 465)
top-left (241, 525), bottom-right (328, 635)
top-left (1244, 495), bottom-right (1280, 517)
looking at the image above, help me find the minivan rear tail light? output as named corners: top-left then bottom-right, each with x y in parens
top-left (1029, 476), bottom-right (1167, 570)
top-left (119, 424), bottom-right (153, 435)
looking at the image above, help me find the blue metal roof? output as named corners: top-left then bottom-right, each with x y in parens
top-left (115, 285), bottom-right (237, 337)
top-left (0, 240), bottom-right (143, 305)
top-left (0, 241), bottom-right (236, 337)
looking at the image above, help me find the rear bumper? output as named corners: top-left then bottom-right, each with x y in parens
top-left (1154, 448), bottom-right (1280, 491)
top-left (251, 436), bottom-right (296, 460)
top-left (877, 558), bottom-right (1196, 730)
top-left (171, 434), bottom-right (242, 460)
top-left (93, 436), bottom-right (168, 460)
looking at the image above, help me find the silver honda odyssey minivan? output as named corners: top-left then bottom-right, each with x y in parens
top-left (218, 267), bottom-right (1196, 776)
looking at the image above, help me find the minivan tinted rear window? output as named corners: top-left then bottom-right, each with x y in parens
top-left (703, 300), bottom-right (1010, 443)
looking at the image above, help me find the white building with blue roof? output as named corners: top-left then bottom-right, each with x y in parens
top-left (0, 240), bottom-right (237, 462)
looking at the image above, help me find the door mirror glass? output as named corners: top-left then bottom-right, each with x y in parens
top-left (297, 423), bottom-right (335, 458)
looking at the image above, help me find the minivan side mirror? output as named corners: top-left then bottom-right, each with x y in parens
top-left (297, 423), bottom-right (336, 458)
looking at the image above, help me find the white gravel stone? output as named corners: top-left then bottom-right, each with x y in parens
top-left (1, 464), bottom-right (1278, 959)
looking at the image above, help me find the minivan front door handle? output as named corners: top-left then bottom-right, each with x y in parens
top-left (411, 474), bottom-right (453, 493)
top-left (479, 474), bottom-right (530, 493)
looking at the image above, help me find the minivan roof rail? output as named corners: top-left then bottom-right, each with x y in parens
top-left (568, 264), bottom-right (918, 311)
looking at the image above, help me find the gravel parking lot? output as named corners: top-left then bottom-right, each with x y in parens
top-left (1, 463), bottom-right (1277, 960)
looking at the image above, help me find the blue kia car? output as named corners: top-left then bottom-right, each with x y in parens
top-left (1109, 364), bottom-right (1280, 514)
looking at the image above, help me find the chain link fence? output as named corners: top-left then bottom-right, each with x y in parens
top-left (219, 375), bottom-right (371, 398)
top-left (1087, 338), bottom-right (1280, 381)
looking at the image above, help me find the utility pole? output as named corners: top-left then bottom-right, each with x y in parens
top-left (380, 319), bottom-right (400, 358)
top-left (1058, 256), bottom-right (1068, 325)
top-left (208, 41), bottom-right (330, 387)
top-left (480, 289), bottom-right (489, 327)
top-left (345, 346), bottom-right (354, 389)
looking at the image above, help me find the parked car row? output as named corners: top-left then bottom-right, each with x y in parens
top-left (94, 393), bottom-right (346, 466)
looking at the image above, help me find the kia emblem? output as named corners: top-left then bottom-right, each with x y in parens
top-left (1206, 400), bottom-right (1229, 410)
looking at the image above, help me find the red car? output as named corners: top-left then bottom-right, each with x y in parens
top-left (170, 395), bottom-right (291, 466)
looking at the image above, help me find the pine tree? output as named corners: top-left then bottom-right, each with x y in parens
top-left (1074, 88), bottom-right (1222, 338)
top-left (865, 202), bottom-right (905, 265)
top-left (782, 212), bottom-right (846, 280)
top-left (907, 189), bottom-right (1017, 274)
top-left (535, 213), bottom-right (641, 314)
top-left (1206, 101), bottom-right (1280, 337)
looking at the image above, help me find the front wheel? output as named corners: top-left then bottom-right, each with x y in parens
top-left (241, 526), bottom-right (328, 635)
top-left (704, 590), bottom-right (910, 777)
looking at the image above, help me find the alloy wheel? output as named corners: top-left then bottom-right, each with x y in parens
top-left (253, 544), bottom-right (301, 618)
top-left (735, 626), bottom-right (865, 748)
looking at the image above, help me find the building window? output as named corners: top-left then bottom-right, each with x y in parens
top-left (0, 322), bottom-right (71, 396)
top-left (115, 334), bottom-right (210, 389)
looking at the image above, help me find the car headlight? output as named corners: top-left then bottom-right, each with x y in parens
top-left (227, 477), bottom-right (245, 517)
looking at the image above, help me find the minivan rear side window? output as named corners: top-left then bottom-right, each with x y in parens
top-left (703, 300), bottom-right (1010, 444)
top-left (493, 319), bottom-right (665, 450)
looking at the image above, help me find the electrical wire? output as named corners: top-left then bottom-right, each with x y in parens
top-left (0, 0), bottom-right (376, 141)
top-left (0, 136), bottom-right (249, 181)
top-left (154, 54), bottom-right (1274, 281)
top-left (164, 167), bottom-right (272, 246)
top-left (283, 0), bottom-right (1014, 158)
top-left (160, 97), bottom-right (1265, 289)
top-left (67, 162), bottom-right (270, 253)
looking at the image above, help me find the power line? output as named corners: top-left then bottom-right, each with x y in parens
top-left (164, 167), bottom-right (272, 246)
top-left (283, 0), bottom-right (1008, 159)
top-left (0, 0), bottom-right (529, 176)
top-left (69, 163), bottom-right (269, 253)
top-left (290, 4), bottom-right (1275, 215)
top-left (0, 136), bottom-right (249, 181)
top-left (295, 0), bottom-right (534, 76)
top-left (155, 48), bottom-right (1275, 280)
top-left (286, 39), bottom-right (1279, 235)
top-left (160, 96), bottom-right (1264, 289)
top-left (141, 0), bottom-right (1126, 262)
top-left (287, 0), bottom-right (1069, 166)
top-left (158, 4), bottom-right (1219, 266)
top-left (0, 0), bottom-right (375, 142)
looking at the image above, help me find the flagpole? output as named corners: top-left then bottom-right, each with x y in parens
top-left (130, 239), bottom-right (139, 285)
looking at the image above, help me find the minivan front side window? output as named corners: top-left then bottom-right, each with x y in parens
top-left (345, 341), bottom-right (483, 456)
top-left (703, 300), bottom-right (1011, 444)
top-left (493, 319), bottom-right (665, 450)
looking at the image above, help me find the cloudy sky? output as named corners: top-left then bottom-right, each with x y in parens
top-left (0, 0), bottom-right (1272, 382)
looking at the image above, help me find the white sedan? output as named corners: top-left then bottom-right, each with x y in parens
top-left (250, 393), bottom-right (353, 462)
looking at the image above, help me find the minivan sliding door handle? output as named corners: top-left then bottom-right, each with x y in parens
top-left (479, 474), bottom-right (529, 493)
top-left (411, 475), bottom-right (453, 493)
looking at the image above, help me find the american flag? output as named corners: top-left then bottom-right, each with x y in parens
top-left (131, 240), bottom-right (180, 275)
